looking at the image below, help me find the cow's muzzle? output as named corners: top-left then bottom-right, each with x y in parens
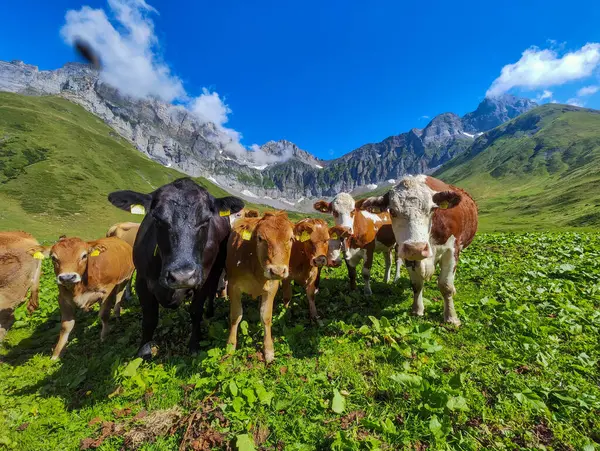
top-left (400, 242), bottom-right (431, 261)
top-left (264, 265), bottom-right (289, 280)
top-left (57, 272), bottom-right (81, 285)
top-left (161, 266), bottom-right (200, 289)
top-left (312, 255), bottom-right (327, 267)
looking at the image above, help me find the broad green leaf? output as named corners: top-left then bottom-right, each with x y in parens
top-left (122, 358), bottom-right (143, 377)
top-left (446, 396), bottom-right (469, 412)
top-left (389, 373), bottom-right (423, 387)
top-left (240, 320), bottom-right (249, 336)
top-left (236, 434), bottom-right (255, 451)
top-left (429, 415), bottom-right (444, 440)
top-left (369, 316), bottom-right (380, 332)
top-left (242, 388), bottom-right (256, 406)
top-left (232, 396), bottom-right (244, 412)
top-left (448, 372), bottom-right (464, 389)
top-left (229, 380), bottom-right (239, 397)
top-left (379, 316), bottom-right (391, 328)
top-left (331, 389), bottom-right (346, 414)
top-left (255, 384), bottom-right (274, 406)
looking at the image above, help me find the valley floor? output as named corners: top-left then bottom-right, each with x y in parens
top-left (1, 233), bottom-right (599, 450)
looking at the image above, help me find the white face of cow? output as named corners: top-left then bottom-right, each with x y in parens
top-left (229, 210), bottom-right (245, 226)
top-left (331, 193), bottom-right (355, 232)
top-left (360, 176), bottom-right (461, 261)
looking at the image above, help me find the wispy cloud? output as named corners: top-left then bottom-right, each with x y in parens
top-left (536, 90), bottom-right (553, 102)
top-left (567, 98), bottom-right (584, 107)
top-left (487, 43), bottom-right (600, 97)
top-left (61, 0), bottom-right (290, 166)
top-left (577, 85), bottom-right (599, 96)
top-left (419, 115), bottom-right (430, 120)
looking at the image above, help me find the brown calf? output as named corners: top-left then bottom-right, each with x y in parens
top-left (106, 222), bottom-right (140, 300)
top-left (0, 231), bottom-right (44, 340)
top-left (226, 212), bottom-right (295, 363)
top-left (49, 236), bottom-right (134, 359)
top-left (282, 218), bottom-right (329, 320)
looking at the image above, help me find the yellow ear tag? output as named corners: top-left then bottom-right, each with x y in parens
top-left (219, 210), bottom-right (231, 217)
top-left (90, 249), bottom-right (100, 257)
top-left (153, 244), bottom-right (159, 256)
top-left (439, 200), bottom-right (449, 209)
top-left (372, 207), bottom-right (381, 213)
top-left (331, 232), bottom-right (338, 240)
top-left (300, 230), bottom-right (311, 242)
top-left (130, 204), bottom-right (146, 215)
top-left (242, 230), bottom-right (252, 241)
top-left (33, 251), bottom-right (45, 260)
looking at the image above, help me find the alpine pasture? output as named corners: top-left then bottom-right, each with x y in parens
top-left (0, 94), bottom-right (599, 450)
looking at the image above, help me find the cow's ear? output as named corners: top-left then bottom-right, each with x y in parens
top-left (245, 209), bottom-right (259, 218)
top-left (27, 245), bottom-right (50, 259)
top-left (88, 244), bottom-right (108, 257)
top-left (357, 193), bottom-right (390, 212)
top-left (108, 190), bottom-right (152, 215)
top-left (432, 191), bottom-right (461, 209)
top-left (215, 196), bottom-right (245, 217)
top-left (313, 200), bottom-right (332, 213)
top-left (328, 226), bottom-right (351, 240)
top-left (294, 222), bottom-right (314, 242)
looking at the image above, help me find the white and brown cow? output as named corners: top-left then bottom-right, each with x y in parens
top-left (358, 175), bottom-right (477, 325)
top-left (106, 222), bottom-right (140, 301)
top-left (314, 193), bottom-right (401, 295)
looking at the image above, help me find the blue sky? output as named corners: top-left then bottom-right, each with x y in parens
top-left (2, 0), bottom-right (600, 160)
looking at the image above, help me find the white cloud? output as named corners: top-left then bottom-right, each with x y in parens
top-left (420, 115), bottom-right (430, 120)
top-left (61, 0), bottom-right (295, 167)
top-left (577, 85), bottom-right (599, 96)
top-left (487, 43), bottom-right (600, 97)
top-left (566, 98), bottom-right (584, 107)
top-left (536, 90), bottom-right (553, 101)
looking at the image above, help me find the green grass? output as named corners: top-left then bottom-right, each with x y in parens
top-left (0, 93), bottom-right (307, 240)
top-left (1, 232), bottom-right (599, 450)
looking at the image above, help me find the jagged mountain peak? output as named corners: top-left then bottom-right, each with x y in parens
top-left (462, 94), bottom-right (537, 133)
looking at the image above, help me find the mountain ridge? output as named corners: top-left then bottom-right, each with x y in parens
top-left (0, 59), bottom-right (536, 206)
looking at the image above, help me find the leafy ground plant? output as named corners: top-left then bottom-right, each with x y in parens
top-left (1, 233), bottom-right (599, 450)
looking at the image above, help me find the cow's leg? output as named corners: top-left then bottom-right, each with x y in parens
top-left (124, 278), bottom-right (133, 302)
top-left (406, 261), bottom-right (425, 317)
top-left (113, 282), bottom-right (127, 319)
top-left (345, 257), bottom-right (357, 291)
top-left (26, 259), bottom-right (42, 313)
top-left (394, 244), bottom-right (402, 282)
top-left (383, 249), bottom-right (392, 283)
top-left (226, 288), bottom-right (243, 352)
top-left (217, 270), bottom-right (228, 299)
top-left (362, 246), bottom-right (375, 296)
top-left (260, 283), bottom-right (278, 363)
top-left (189, 273), bottom-right (220, 353)
top-left (306, 269), bottom-right (320, 321)
top-left (0, 308), bottom-right (15, 342)
top-left (282, 279), bottom-right (292, 308)
top-left (314, 266), bottom-right (322, 295)
top-left (438, 250), bottom-right (460, 326)
top-left (136, 278), bottom-right (159, 359)
top-left (99, 291), bottom-right (116, 341)
top-left (52, 299), bottom-right (75, 360)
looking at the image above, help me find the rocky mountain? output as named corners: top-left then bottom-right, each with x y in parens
top-left (0, 59), bottom-right (537, 207)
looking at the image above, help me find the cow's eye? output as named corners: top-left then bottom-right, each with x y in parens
top-left (81, 252), bottom-right (88, 260)
top-left (257, 235), bottom-right (264, 241)
top-left (51, 254), bottom-right (58, 262)
top-left (390, 210), bottom-right (398, 217)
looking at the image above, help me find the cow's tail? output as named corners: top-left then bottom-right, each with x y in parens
top-left (26, 258), bottom-right (42, 314)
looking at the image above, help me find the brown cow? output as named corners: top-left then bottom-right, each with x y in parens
top-left (358, 175), bottom-right (478, 325)
top-left (49, 236), bottom-right (134, 359)
top-left (0, 231), bottom-right (44, 340)
top-left (106, 222), bottom-right (140, 300)
top-left (314, 193), bottom-right (401, 295)
top-left (226, 212), bottom-right (295, 363)
top-left (282, 218), bottom-right (329, 320)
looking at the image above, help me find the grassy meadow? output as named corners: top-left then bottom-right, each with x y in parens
top-left (1, 232), bottom-right (599, 450)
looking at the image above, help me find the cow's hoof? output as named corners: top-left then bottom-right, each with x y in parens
top-left (445, 317), bottom-right (461, 327)
top-left (264, 349), bottom-right (275, 364)
top-left (411, 309), bottom-right (425, 317)
top-left (137, 343), bottom-right (155, 360)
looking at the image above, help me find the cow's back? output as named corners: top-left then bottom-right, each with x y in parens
top-left (425, 177), bottom-right (478, 249)
top-left (106, 222), bottom-right (140, 248)
top-left (0, 250), bottom-right (36, 310)
top-left (87, 237), bottom-right (134, 288)
top-left (0, 231), bottom-right (38, 251)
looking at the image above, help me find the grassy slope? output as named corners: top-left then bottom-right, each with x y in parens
top-left (359, 104), bottom-right (600, 232)
top-left (0, 93), bottom-right (305, 241)
top-left (1, 232), bottom-right (599, 449)
top-left (435, 104), bottom-right (600, 231)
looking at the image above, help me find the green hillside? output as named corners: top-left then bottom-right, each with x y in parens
top-left (435, 104), bottom-right (600, 231)
top-left (359, 104), bottom-right (600, 232)
top-left (0, 93), bottom-right (301, 240)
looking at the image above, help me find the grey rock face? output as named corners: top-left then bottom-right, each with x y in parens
top-left (0, 59), bottom-right (537, 206)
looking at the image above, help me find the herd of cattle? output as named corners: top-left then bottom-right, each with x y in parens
top-left (0, 175), bottom-right (478, 363)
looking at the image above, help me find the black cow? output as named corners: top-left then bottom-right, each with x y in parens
top-left (108, 178), bottom-right (244, 358)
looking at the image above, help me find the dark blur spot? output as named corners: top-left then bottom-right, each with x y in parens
top-left (74, 38), bottom-right (101, 70)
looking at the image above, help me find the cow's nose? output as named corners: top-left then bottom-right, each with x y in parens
top-left (312, 256), bottom-right (327, 267)
top-left (265, 265), bottom-right (289, 279)
top-left (57, 273), bottom-right (81, 285)
top-left (328, 259), bottom-right (342, 267)
top-left (165, 268), bottom-right (199, 287)
top-left (401, 242), bottom-right (430, 261)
